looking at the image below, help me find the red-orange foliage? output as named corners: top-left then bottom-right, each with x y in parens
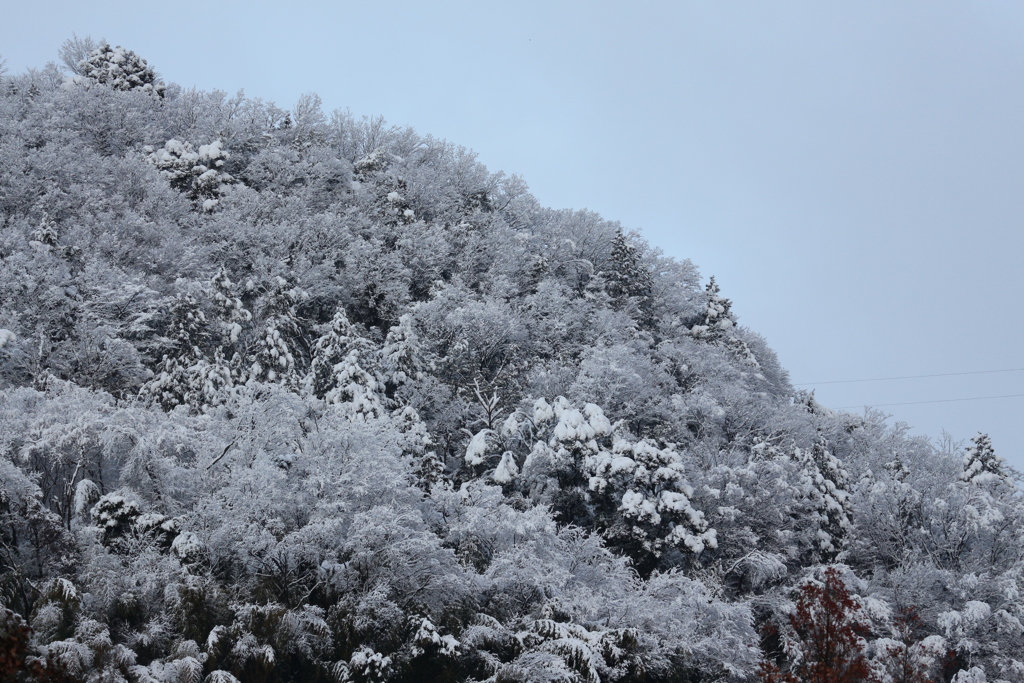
top-left (760, 567), bottom-right (873, 683)
top-left (0, 608), bottom-right (81, 683)
top-left (0, 608), bottom-right (32, 680)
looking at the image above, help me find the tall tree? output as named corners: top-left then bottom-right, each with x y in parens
top-left (307, 308), bottom-right (365, 399)
top-left (797, 439), bottom-right (853, 562)
top-left (760, 567), bottom-right (872, 683)
top-left (690, 276), bottom-right (760, 366)
top-left (143, 294), bottom-right (231, 410)
top-left (602, 228), bottom-right (654, 318)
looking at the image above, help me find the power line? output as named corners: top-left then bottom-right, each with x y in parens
top-left (837, 393), bottom-right (1024, 409)
top-left (795, 367), bottom-right (1024, 386)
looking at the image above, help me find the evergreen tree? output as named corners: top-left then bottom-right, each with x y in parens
top-left (323, 348), bottom-right (386, 420)
top-left (797, 439), bottom-right (853, 561)
top-left (76, 41), bottom-right (165, 96)
top-left (209, 267), bottom-right (252, 383)
top-left (884, 452), bottom-right (911, 483)
top-left (248, 277), bottom-right (306, 387)
top-left (5, 42), bottom-right (1024, 682)
top-left (393, 405), bottom-right (447, 490)
top-left (307, 308), bottom-right (364, 399)
top-left (690, 276), bottom-right (760, 367)
top-left (379, 313), bottom-right (426, 404)
top-left (962, 432), bottom-right (1010, 486)
top-left (516, 397), bottom-right (717, 573)
top-left (146, 139), bottom-right (234, 210)
top-left (210, 269), bottom-right (252, 337)
top-left (587, 435), bottom-right (718, 570)
top-left (143, 294), bottom-right (233, 410)
top-left (90, 493), bottom-right (142, 549)
top-left (602, 228), bottom-right (654, 316)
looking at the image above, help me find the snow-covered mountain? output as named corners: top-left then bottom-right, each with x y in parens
top-left (1, 40), bottom-right (1021, 683)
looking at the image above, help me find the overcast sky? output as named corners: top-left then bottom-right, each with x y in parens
top-left (4, 0), bottom-right (1022, 467)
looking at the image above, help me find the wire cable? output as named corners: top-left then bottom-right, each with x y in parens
top-left (795, 367), bottom-right (1024, 386)
top-left (837, 393), bottom-right (1024, 409)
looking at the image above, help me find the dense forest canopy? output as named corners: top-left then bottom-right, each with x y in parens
top-left (0, 39), bottom-right (1022, 683)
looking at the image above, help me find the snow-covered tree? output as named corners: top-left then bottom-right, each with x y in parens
top-left (587, 435), bottom-right (718, 568)
top-left (2, 40), bottom-right (1021, 683)
top-left (210, 267), bottom-right (252, 346)
top-left (307, 308), bottom-right (366, 398)
top-left (510, 397), bottom-right (716, 571)
top-left (870, 606), bottom-right (949, 683)
top-left (379, 313), bottom-right (426, 403)
top-left (142, 294), bottom-right (229, 410)
top-left (248, 277), bottom-right (307, 387)
top-left (690, 276), bottom-right (760, 367)
top-left (601, 228), bottom-right (654, 317)
top-left (962, 432), bottom-right (1011, 486)
top-left (76, 41), bottom-right (165, 96)
top-left (146, 138), bottom-right (234, 210)
top-left (323, 349), bottom-right (386, 420)
top-left (796, 440), bottom-right (854, 561)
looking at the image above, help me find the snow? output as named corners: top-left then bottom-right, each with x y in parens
top-left (465, 429), bottom-right (492, 466)
top-left (500, 412), bottom-right (520, 436)
top-left (963, 600), bottom-right (992, 623)
top-left (552, 406), bottom-right (596, 443)
top-left (4, 60), bottom-right (1022, 682)
top-left (658, 490), bottom-right (692, 512)
top-left (610, 456), bottom-right (636, 474)
top-left (492, 451), bottom-right (519, 483)
top-left (414, 618), bottom-right (460, 656)
top-left (533, 397), bottom-right (554, 423)
top-left (349, 646), bottom-right (392, 678)
top-left (620, 489), bottom-right (660, 524)
top-left (583, 402), bottom-right (612, 435)
top-left (198, 140), bottom-right (227, 161)
top-left (951, 667), bottom-right (987, 683)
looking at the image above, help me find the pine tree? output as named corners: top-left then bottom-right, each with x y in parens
top-left (91, 493), bottom-right (142, 548)
top-left (209, 268), bottom-right (252, 382)
top-left (248, 277), bottom-right (305, 387)
top-left (379, 313), bottom-right (426, 404)
top-left (797, 439), bottom-right (853, 561)
top-left (690, 277), bottom-right (759, 367)
top-left (602, 229), bottom-right (654, 314)
top-left (76, 41), bottom-right (165, 96)
top-left (587, 435), bottom-right (717, 570)
top-left (143, 294), bottom-right (216, 410)
top-left (884, 452), bottom-right (911, 483)
top-left (395, 405), bottom-right (448, 490)
top-left (962, 433), bottom-right (1010, 486)
top-left (323, 349), bottom-right (385, 420)
top-left (146, 139), bottom-right (234, 211)
top-left (799, 389), bottom-right (834, 417)
top-left (307, 308), bottom-right (364, 399)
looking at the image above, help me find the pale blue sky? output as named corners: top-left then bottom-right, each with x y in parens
top-left (4, 1), bottom-right (1023, 467)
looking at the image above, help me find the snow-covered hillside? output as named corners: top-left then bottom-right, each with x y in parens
top-left (1, 40), bottom-right (1021, 683)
